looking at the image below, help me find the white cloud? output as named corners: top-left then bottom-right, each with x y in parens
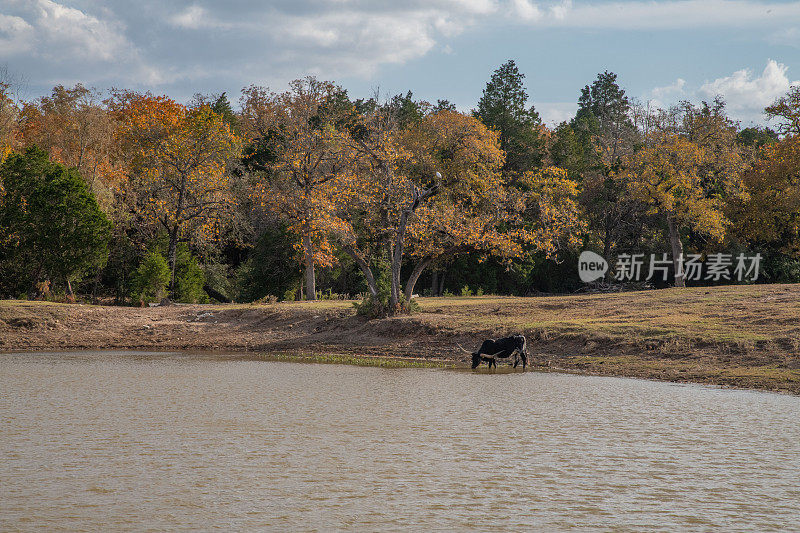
top-left (32, 0), bottom-right (128, 61)
top-left (700, 59), bottom-right (799, 124)
top-left (549, 0), bottom-right (572, 20)
top-left (0, 13), bottom-right (33, 56)
top-left (450, 0), bottom-right (499, 15)
top-left (513, 0), bottom-right (800, 29)
top-left (652, 78), bottom-right (686, 100)
top-left (644, 60), bottom-right (799, 125)
top-left (169, 5), bottom-right (208, 30)
top-left (0, 0), bottom-right (160, 85)
top-left (511, 0), bottom-right (543, 21)
top-left (169, 4), bottom-right (233, 30)
top-left (537, 101), bottom-right (578, 126)
top-left (271, 10), bottom-right (449, 77)
top-left (767, 27), bottom-right (800, 48)
top-left (649, 77), bottom-right (686, 108)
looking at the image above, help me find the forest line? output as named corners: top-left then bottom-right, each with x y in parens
top-left (1, 60), bottom-right (799, 316)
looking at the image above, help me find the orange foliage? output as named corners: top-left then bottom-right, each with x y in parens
top-left (19, 85), bottom-right (123, 211)
top-left (243, 78), bottom-right (350, 270)
top-left (114, 91), bottom-right (240, 248)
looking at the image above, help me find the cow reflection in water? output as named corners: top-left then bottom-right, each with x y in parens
top-left (458, 335), bottom-right (528, 370)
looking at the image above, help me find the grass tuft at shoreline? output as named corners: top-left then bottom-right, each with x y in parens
top-left (254, 352), bottom-right (455, 368)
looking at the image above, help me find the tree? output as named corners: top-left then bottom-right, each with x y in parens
top-left (475, 59), bottom-right (544, 175)
top-left (433, 99), bottom-right (457, 113)
top-left (19, 84), bottom-right (122, 212)
top-left (766, 85), bottom-right (800, 136)
top-left (0, 147), bottom-right (111, 297)
top-left (618, 119), bottom-right (745, 286)
top-left (732, 134), bottom-right (800, 257)
top-left (0, 78), bottom-right (17, 165)
top-left (114, 92), bottom-right (240, 295)
top-left (234, 224), bottom-right (302, 302)
top-left (571, 71), bottom-right (642, 262)
top-left (333, 108), bottom-right (581, 313)
top-left (548, 122), bottom-right (585, 177)
top-left (737, 126), bottom-right (779, 149)
top-left (329, 94), bottom-right (417, 312)
top-left (240, 78), bottom-right (348, 300)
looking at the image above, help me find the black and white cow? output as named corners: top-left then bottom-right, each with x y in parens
top-left (460, 335), bottom-right (528, 370)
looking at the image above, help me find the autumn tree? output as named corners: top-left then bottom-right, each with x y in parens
top-left (737, 87), bottom-right (800, 256)
top-left (240, 78), bottom-right (349, 300)
top-left (19, 85), bottom-right (121, 211)
top-left (0, 80), bottom-right (17, 165)
top-left (766, 85), bottom-right (800, 137)
top-left (329, 94), bottom-right (415, 311)
top-left (732, 134), bottom-right (800, 257)
top-left (114, 92), bottom-right (240, 294)
top-left (475, 59), bottom-right (545, 175)
top-left (617, 101), bottom-right (746, 286)
top-left (333, 108), bottom-right (581, 314)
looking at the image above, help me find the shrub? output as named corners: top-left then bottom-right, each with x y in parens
top-left (174, 246), bottom-right (207, 303)
top-left (354, 259), bottom-right (391, 318)
top-left (133, 252), bottom-right (170, 303)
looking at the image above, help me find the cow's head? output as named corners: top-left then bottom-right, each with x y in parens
top-left (515, 334), bottom-right (528, 365)
top-left (471, 352), bottom-right (482, 369)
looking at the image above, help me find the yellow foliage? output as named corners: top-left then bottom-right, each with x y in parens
top-left (734, 135), bottom-right (800, 255)
top-left (617, 131), bottom-right (744, 242)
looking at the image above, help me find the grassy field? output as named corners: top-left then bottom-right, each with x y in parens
top-left (2, 284), bottom-right (799, 393)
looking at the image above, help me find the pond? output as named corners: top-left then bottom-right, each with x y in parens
top-left (2, 351), bottom-right (799, 531)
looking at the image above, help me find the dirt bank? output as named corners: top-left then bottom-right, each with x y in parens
top-left (2, 284), bottom-right (800, 393)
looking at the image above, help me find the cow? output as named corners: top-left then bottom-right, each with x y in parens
top-left (458, 335), bottom-right (528, 370)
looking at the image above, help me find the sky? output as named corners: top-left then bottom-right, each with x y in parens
top-left (1, 0), bottom-right (799, 127)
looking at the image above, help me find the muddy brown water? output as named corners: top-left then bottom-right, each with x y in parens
top-left (2, 351), bottom-right (800, 531)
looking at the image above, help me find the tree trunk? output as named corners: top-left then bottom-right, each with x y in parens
top-left (343, 245), bottom-right (378, 298)
top-left (404, 257), bottom-right (434, 303)
top-left (91, 268), bottom-right (101, 304)
top-left (667, 216), bottom-right (685, 288)
top-left (430, 271), bottom-right (438, 297)
top-left (389, 184), bottom-right (438, 312)
top-left (603, 217), bottom-right (612, 280)
top-left (167, 224), bottom-right (179, 296)
top-left (302, 232), bottom-right (316, 300)
top-left (66, 278), bottom-right (74, 300)
top-left (438, 269), bottom-right (446, 296)
top-left (389, 215), bottom-right (406, 310)
top-left (169, 179), bottom-right (187, 298)
top-left (390, 247), bottom-right (402, 310)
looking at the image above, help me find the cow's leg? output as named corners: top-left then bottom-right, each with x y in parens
top-left (513, 350), bottom-right (520, 368)
top-left (520, 351), bottom-right (527, 370)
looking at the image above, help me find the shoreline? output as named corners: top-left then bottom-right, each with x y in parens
top-left (2, 284), bottom-right (800, 394)
top-left (5, 347), bottom-right (796, 397)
